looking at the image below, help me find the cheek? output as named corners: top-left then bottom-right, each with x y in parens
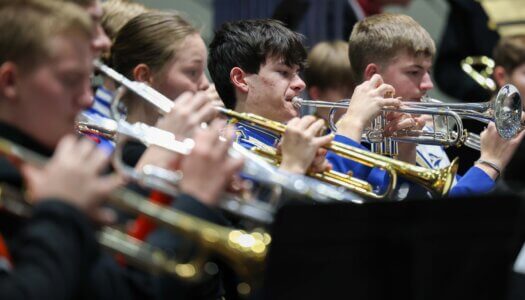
top-left (260, 76), bottom-right (277, 88)
top-left (28, 78), bottom-right (64, 109)
top-left (157, 74), bottom-right (198, 99)
top-left (383, 76), bottom-right (404, 95)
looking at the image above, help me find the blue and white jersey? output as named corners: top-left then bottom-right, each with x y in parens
top-left (415, 126), bottom-right (495, 198)
top-left (232, 119), bottom-right (280, 153)
top-left (86, 85), bottom-right (113, 119)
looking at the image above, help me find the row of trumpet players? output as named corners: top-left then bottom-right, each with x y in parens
top-left (1, 1), bottom-right (525, 300)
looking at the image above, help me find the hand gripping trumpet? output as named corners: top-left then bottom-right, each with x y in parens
top-left (0, 137), bottom-right (269, 289)
top-left (93, 60), bottom-right (457, 198)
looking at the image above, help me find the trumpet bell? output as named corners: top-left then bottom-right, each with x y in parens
top-left (435, 157), bottom-right (459, 197)
top-left (494, 84), bottom-right (522, 139)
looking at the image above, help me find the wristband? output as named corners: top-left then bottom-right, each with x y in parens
top-left (475, 159), bottom-right (502, 178)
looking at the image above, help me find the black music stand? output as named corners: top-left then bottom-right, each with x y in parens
top-left (262, 194), bottom-right (525, 300)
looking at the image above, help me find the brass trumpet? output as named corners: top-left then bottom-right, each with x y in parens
top-left (293, 84), bottom-right (523, 150)
top-left (248, 143), bottom-right (378, 198)
top-left (220, 109), bottom-right (458, 197)
top-left (0, 137), bottom-right (269, 287)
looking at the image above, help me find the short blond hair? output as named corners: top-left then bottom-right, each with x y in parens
top-left (349, 13), bottom-right (435, 81)
top-left (494, 34), bottom-right (525, 74)
top-left (102, 0), bottom-right (148, 40)
top-left (0, 0), bottom-right (92, 69)
top-left (305, 40), bottom-right (355, 91)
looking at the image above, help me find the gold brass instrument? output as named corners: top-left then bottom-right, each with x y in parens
top-left (113, 118), bottom-right (377, 199)
top-left (293, 84), bottom-right (523, 150)
top-left (248, 145), bottom-right (375, 198)
top-left (0, 137), bottom-right (269, 289)
top-left (219, 108), bottom-right (458, 197)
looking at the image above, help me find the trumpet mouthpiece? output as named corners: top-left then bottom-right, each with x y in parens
top-left (291, 97), bottom-right (302, 108)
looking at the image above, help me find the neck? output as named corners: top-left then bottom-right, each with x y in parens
top-left (125, 95), bottom-right (160, 126)
top-left (233, 93), bottom-right (247, 113)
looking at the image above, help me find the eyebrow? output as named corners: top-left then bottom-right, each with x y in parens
top-left (405, 64), bottom-right (424, 70)
top-left (276, 62), bottom-right (300, 70)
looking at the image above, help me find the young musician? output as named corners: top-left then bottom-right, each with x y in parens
top-left (107, 10), bottom-right (249, 298)
top-left (61, 2), bottom-right (237, 211)
top-left (207, 19), bottom-right (429, 195)
top-left (348, 13), bottom-right (525, 197)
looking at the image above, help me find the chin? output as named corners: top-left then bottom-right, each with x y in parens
top-left (286, 110), bottom-right (299, 121)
